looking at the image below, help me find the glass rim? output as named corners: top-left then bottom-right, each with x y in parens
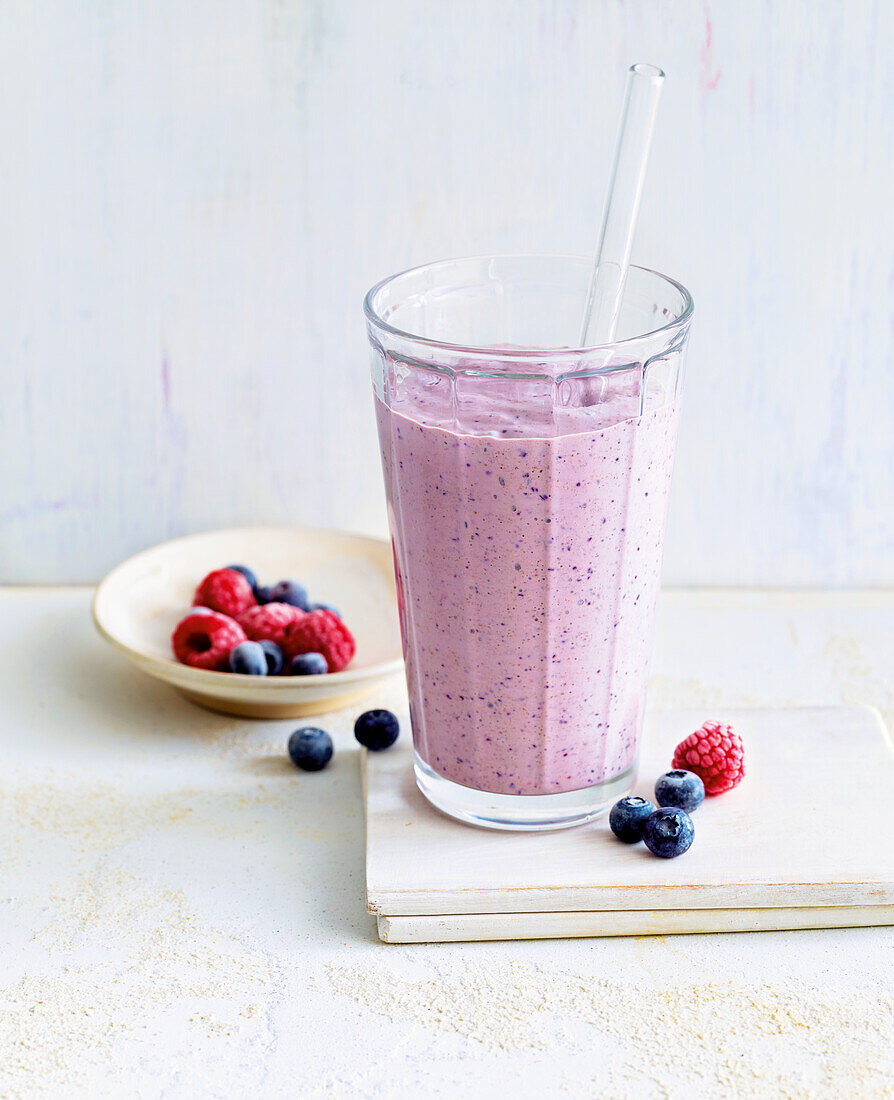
top-left (363, 253), bottom-right (694, 360)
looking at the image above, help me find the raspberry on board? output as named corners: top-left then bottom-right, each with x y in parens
top-left (282, 610), bottom-right (356, 673)
top-left (193, 568), bottom-right (256, 618)
top-left (172, 610), bottom-right (247, 671)
top-left (237, 602), bottom-right (305, 648)
top-left (672, 720), bottom-right (745, 795)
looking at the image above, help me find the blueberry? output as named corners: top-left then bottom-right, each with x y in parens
top-left (288, 727), bottom-right (333, 772)
top-left (228, 641), bottom-right (268, 676)
top-left (354, 709), bottom-right (400, 751)
top-left (255, 585), bottom-right (273, 605)
top-left (259, 640), bottom-right (284, 675)
top-left (309, 601), bottom-right (341, 618)
top-left (226, 564), bottom-right (258, 590)
top-left (270, 579), bottom-right (310, 611)
top-left (609, 796), bottom-right (657, 843)
top-left (289, 652), bottom-right (328, 676)
top-left (654, 770), bottom-right (705, 813)
top-left (643, 807), bottom-right (694, 858)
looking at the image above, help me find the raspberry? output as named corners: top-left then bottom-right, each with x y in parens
top-left (282, 610), bottom-right (356, 673)
top-left (193, 568), bottom-right (256, 618)
top-left (672, 721), bottom-right (745, 795)
top-left (172, 610), bottom-right (246, 671)
top-left (237, 602), bottom-right (305, 648)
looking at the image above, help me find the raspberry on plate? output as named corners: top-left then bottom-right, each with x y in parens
top-left (225, 564), bottom-right (258, 592)
top-left (672, 721), bottom-right (746, 795)
top-left (172, 610), bottom-right (246, 671)
top-left (237, 602), bottom-right (305, 648)
top-left (282, 609), bottom-right (356, 673)
top-left (309, 601), bottom-right (341, 617)
top-left (193, 568), bottom-right (256, 618)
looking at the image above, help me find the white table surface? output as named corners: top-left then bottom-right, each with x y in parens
top-left (2, 587), bottom-right (892, 1098)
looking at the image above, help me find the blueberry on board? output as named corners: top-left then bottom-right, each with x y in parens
top-left (226, 564), bottom-right (258, 591)
top-left (259, 640), bottom-right (284, 675)
top-left (289, 652), bottom-right (328, 676)
top-left (354, 709), bottom-right (400, 751)
top-left (654, 770), bottom-right (705, 813)
top-left (643, 807), bottom-right (695, 858)
top-left (254, 585), bottom-right (273, 605)
top-left (288, 727), bottom-right (333, 772)
top-left (270, 579), bottom-right (310, 611)
top-left (309, 601), bottom-right (341, 618)
top-left (609, 796), bottom-right (657, 843)
top-left (228, 641), bottom-right (268, 676)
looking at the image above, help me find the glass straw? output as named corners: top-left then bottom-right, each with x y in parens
top-left (579, 63), bottom-right (666, 347)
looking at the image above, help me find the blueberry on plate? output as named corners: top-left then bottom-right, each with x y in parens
top-left (354, 709), bottom-right (400, 751)
top-left (228, 641), bottom-right (268, 675)
top-left (654, 770), bottom-right (705, 813)
top-left (226, 564), bottom-right (258, 591)
top-left (643, 807), bottom-right (695, 858)
top-left (288, 727), bottom-right (333, 772)
top-left (289, 652), bottom-right (328, 676)
top-left (309, 601), bottom-right (340, 617)
top-left (254, 584), bottom-right (273, 605)
top-left (269, 579), bottom-right (310, 611)
top-left (609, 796), bottom-right (657, 843)
top-left (259, 640), bottom-right (284, 675)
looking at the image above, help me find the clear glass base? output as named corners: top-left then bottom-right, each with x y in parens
top-left (414, 751), bottom-right (637, 832)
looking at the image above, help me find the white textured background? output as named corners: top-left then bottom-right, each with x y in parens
top-left (1, 0), bottom-right (892, 584)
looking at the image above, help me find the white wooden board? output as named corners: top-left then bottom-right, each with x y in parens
top-left (377, 906), bottom-right (894, 944)
top-left (364, 706), bottom-right (894, 942)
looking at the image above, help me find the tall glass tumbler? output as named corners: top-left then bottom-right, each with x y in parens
top-left (365, 256), bottom-right (693, 830)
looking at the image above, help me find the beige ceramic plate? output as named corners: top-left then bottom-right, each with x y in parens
top-left (93, 526), bottom-right (403, 718)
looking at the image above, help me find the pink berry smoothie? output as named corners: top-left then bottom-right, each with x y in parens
top-left (375, 373), bottom-right (680, 797)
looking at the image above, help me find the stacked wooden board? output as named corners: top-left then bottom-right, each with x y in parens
top-left (364, 707), bottom-right (894, 942)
